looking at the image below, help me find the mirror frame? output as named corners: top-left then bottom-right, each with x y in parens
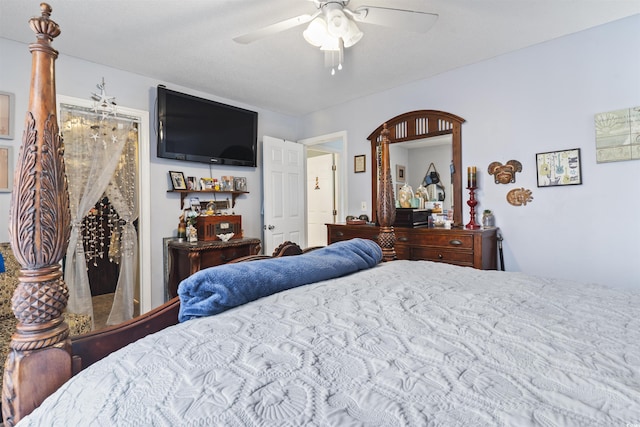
top-left (368, 110), bottom-right (466, 226)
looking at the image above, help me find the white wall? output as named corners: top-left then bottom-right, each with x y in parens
top-left (2, 14), bottom-right (638, 301)
top-left (300, 15), bottom-right (640, 290)
top-left (0, 38), bottom-right (300, 308)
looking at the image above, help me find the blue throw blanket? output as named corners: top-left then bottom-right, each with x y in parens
top-left (178, 238), bottom-right (382, 322)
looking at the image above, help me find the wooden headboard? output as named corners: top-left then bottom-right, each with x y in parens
top-left (0, 4), bottom-right (398, 425)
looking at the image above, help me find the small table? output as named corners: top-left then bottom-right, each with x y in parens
top-left (167, 238), bottom-right (261, 298)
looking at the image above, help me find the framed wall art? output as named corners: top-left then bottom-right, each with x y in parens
top-left (169, 171), bottom-right (187, 190)
top-left (594, 106), bottom-right (640, 163)
top-left (0, 92), bottom-right (15, 140)
top-left (395, 164), bottom-right (406, 182)
top-left (536, 148), bottom-right (582, 187)
top-left (0, 145), bottom-right (12, 192)
top-left (354, 154), bottom-right (366, 173)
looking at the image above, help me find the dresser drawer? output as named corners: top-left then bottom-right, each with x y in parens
top-left (408, 246), bottom-right (474, 266)
top-left (396, 231), bottom-right (473, 249)
top-left (200, 246), bottom-right (252, 266)
top-left (327, 225), bottom-right (378, 242)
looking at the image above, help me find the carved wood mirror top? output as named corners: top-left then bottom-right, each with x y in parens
top-left (368, 110), bottom-right (466, 226)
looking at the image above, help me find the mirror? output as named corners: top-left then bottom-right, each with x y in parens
top-left (390, 135), bottom-right (451, 211)
top-left (368, 110), bottom-right (465, 226)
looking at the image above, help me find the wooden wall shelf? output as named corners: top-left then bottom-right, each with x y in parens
top-left (167, 189), bottom-right (249, 208)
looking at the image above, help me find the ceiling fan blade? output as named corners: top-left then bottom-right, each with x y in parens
top-left (233, 13), bottom-right (318, 44)
top-left (350, 6), bottom-right (438, 33)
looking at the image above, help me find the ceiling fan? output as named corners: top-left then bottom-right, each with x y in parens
top-left (233, 1), bottom-right (438, 74)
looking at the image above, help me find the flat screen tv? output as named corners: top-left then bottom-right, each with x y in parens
top-left (157, 86), bottom-right (257, 167)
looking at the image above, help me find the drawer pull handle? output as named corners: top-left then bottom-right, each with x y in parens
top-left (398, 237), bottom-right (409, 242)
top-left (449, 239), bottom-right (462, 246)
top-left (336, 231), bottom-right (344, 237)
top-left (438, 253), bottom-right (444, 259)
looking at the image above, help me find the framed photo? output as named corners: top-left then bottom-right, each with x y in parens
top-left (169, 171), bottom-right (187, 190)
top-left (536, 148), bottom-right (582, 187)
top-left (396, 164), bottom-right (406, 182)
top-left (234, 177), bottom-right (247, 192)
top-left (186, 176), bottom-right (198, 190)
top-left (0, 145), bottom-right (12, 192)
top-left (354, 154), bottom-right (366, 173)
top-left (0, 92), bottom-right (15, 140)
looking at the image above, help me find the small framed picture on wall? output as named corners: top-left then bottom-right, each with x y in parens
top-left (0, 145), bottom-right (12, 192)
top-left (535, 148), bottom-right (582, 187)
top-left (396, 164), bottom-right (406, 183)
top-left (354, 154), bottom-right (366, 173)
top-left (0, 92), bottom-right (15, 140)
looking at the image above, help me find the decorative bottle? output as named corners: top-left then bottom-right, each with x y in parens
top-left (482, 209), bottom-right (495, 228)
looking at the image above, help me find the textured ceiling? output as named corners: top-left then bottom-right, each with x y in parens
top-left (1, 0), bottom-right (638, 116)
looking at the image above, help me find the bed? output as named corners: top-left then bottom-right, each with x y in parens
top-left (4, 4), bottom-right (640, 426)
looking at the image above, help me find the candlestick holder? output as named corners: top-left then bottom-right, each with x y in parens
top-left (465, 187), bottom-right (481, 229)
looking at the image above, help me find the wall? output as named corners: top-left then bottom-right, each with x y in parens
top-left (2, 15), bottom-right (638, 302)
top-left (0, 37), bottom-right (300, 308)
top-left (300, 15), bottom-right (640, 289)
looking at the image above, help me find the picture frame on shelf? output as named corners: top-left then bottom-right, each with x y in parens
top-left (234, 177), bottom-right (247, 192)
top-left (535, 148), bottom-right (582, 187)
top-left (0, 92), bottom-right (15, 140)
top-left (186, 176), bottom-right (198, 190)
top-left (0, 145), bottom-right (12, 192)
top-left (221, 176), bottom-right (234, 191)
top-left (169, 171), bottom-right (187, 190)
top-left (354, 154), bottom-right (366, 173)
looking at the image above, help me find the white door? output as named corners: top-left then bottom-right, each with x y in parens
top-left (307, 152), bottom-right (337, 247)
top-left (263, 136), bottom-right (305, 255)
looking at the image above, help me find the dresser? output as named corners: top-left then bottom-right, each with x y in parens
top-left (167, 238), bottom-right (261, 298)
top-left (327, 224), bottom-right (497, 270)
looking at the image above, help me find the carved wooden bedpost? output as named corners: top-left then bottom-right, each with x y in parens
top-left (2, 4), bottom-right (71, 425)
top-left (376, 124), bottom-right (396, 261)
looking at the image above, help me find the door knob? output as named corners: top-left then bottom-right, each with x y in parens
top-left (268, 225), bottom-right (275, 230)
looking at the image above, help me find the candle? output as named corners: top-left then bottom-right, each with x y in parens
top-left (468, 166), bottom-right (477, 188)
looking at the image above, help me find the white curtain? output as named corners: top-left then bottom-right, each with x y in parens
top-left (105, 124), bottom-right (139, 325)
top-left (61, 106), bottom-right (131, 325)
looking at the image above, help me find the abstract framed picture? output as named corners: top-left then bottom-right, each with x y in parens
top-left (0, 92), bottom-right (15, 140)
top-left (536, 148), bottom-right (582, 187)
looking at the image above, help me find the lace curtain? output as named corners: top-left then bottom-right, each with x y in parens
top-left (105, 125), bottom-right (138, 325)
top-left (60, 105), bottom-right (136, 326)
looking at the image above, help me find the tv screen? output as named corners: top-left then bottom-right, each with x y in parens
top-left (157, 86), bottom-right (257, 167)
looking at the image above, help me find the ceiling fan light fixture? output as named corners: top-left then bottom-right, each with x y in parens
top-left (342, 19), bottom-right (363, 48)
top-left (326, 8), bottom-right (349, 38)
top-left (320, 34), bottom-right (340, 51)
top-left (303, 16), bottom-right (329, 47)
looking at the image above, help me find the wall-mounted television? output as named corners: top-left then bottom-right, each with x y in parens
top-left (157, 86), bottom-right (258, 167)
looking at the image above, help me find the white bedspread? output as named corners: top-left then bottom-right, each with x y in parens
top-left (20, 261), bottom-right (640, 426)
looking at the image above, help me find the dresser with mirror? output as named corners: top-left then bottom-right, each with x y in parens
top-left (328, 110), bottom-right (498, 270)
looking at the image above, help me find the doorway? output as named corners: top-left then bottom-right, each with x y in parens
top-left (57, 95), bottom-right (151, 327)
top-left (300, 131), bottom-right (347, 247)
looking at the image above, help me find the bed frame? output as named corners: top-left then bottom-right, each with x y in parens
top-left (1, 4), bottom-right (397, 425)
